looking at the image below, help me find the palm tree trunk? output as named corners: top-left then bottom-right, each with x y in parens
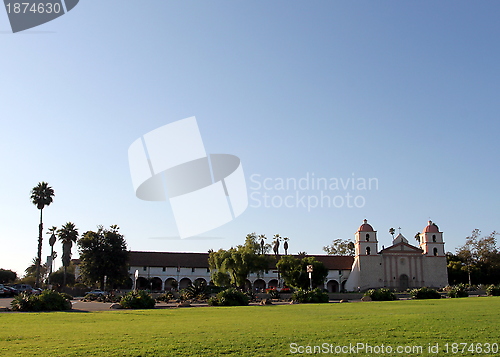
top-left (63, 266), bottom-right (67, 287)
top-left (35, 209), bottom-right (43, 288)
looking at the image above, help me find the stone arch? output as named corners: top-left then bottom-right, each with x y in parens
top-left (164, 278), bottom-right (178, 291)
top-left (150, 277), bottom-right (162, 291)
top-left (244, 279), bottom-right (252, 291)
top-left (366, 246), bottom-right (371, 255)
top-left (179, 277), bottom-right (192, 290)
top-left (327, 280), bottom-right (339, 293)
top-left (194, 278), bottom-right (207, 287)
top-left (136, 277), bottom-right (149, 290)
top-left (253, 279), bottom-right (266, 292)
top-left (268, 279), bottom-right (278, 289)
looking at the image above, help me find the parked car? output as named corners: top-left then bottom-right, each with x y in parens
top-left (86, 289), bottom-right (106, 296)
top-left (3, 286), bottom-right (18, 296)
top-left (0, 284), bottom-right (5, 296)
top-left (12, 284), bottom-right (35, 294)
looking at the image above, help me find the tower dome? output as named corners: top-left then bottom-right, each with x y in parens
top-left (358, 219), bottom-right (374, 232)
top-left (423, 220), bottom-right (439, 233)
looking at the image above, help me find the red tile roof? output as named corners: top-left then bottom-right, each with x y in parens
top-left (129, 251), bottom-right (354, 270)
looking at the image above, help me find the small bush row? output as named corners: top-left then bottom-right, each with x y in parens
top-left (291, 288), bottom-right (329, 303)
top-left (364, 288), bottom-right (396, 301)
top-left (410, 287), bottom-right (441, 299)
top-left (11, 290), bottom-right (72, 311)
top-left (486, 284), bottom-right (500, 296)
top-left (120, 290), bottom-right (156, 309)
top-left (208, 288), bottom-right (249, 306)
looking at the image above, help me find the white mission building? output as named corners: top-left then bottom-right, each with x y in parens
top-left (344, 220), bottom-right (448, 291)
top-left (126, 220), bottom-right (448, 292)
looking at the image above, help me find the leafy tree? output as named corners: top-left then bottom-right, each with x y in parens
top-left (277, 255), bottom-right (328, 290)
top-left (49, 270), bottom-right (76, 286)
top-left (208, 233), bottom-right (270, 289)
top-left (446, 252), bottom-right (471, 285)
top-left (30, 181), bottom-right (55, 287)
top-left (25, 257), bottom-right (48, 281)
top-left (0, 269), bottom-right (17, 284)
top-left (323, 238), bottom-right (355, 256)
top-left (456, 229), bottom-right (500, 285)
top-left (77, 225), bottom-right (129, 290)
top-left (57, 222), bottom-right (79, 286)
top-left (48, 264), bottom-right (76, 286)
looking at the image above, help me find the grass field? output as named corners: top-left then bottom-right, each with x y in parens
top-left (1, 297), bottom-right (499, 356)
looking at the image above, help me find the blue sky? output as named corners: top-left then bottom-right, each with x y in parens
top-left (1, 1), bottom-right (499, 277)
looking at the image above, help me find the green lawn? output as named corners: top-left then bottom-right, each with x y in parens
top-left (1, 297), bottom-right (499, 356)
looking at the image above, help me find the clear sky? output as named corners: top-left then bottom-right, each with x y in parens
top-left (1, 1), bottom-right (499, 277)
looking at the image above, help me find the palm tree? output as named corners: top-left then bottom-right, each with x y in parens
top-left (47, 226), bottom-right (57, 281)
top-left (57, 222), bottom-right (79, 287)
top-left (283, 237), bottom-right (289, 255)
top-left (30, 182), bottom-right (55, 288)
top-left (258, 234), bottom-right (267, 255)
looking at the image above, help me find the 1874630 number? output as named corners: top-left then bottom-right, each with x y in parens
top-left (5, 2), bottom-right (62, 14)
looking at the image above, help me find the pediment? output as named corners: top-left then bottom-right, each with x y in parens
top-left (381, 242), bottom-right (423, 254)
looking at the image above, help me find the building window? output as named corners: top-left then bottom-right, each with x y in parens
top-left (433, 248), bottom-right (438, 256)
top-left (143, 266), bottom-right (147, 271)
top-left (162, 267), bottom-right (166, 272)
top-left (432, 235), bottom-right (436, 242)
top-left (191, 267), bottom-right (195, 273)
top-left (366, 247), bottom-right (371, 255)
top-left (206, 267), bottom-right (210, 273)
top-left (366, 234), bottom-right (370, 241)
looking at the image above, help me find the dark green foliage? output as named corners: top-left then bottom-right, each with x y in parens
top-left (267, 288), bottom-right (280, 299)
top-left (207, 296), bottom-right (219, 306)
top-left (277, 256), bottom-right (328, 290)
top-left (49, 271), bottom-right (75, 286)
top-left (323, 239), bottom-right (355, 256)
top-left (82, 293), bottom-right (121, 303)
top-left (156, 292), bottom-right (175, 302)
top-left (486, 284), bottom-right (500, 296)
top-left (410, 287), bottom-right (441, 299)
top-left (208, 233), bottom-right (271, 288)
top-left (11, 290), bottom-right (72, 311)
top-left (0, 269), bottom-right (17, 284)
top-left (364, 288), bottom-right (397, 301)
top-left (447, 284), bottom-right (469, 298)
top-left (180, 280), bottom-right (208, 300)
top-left (208, 288), bottom-right (249, 306)
top-left (120, 290), bottom-right (156, 309)
top-left (291, 288), bottom-right (329, 303)
top-left (78, 225), bottom-right (129, 290)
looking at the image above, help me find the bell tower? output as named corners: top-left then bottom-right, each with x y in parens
top-left (355, 219), bottom-right (378, 256)
top-left (419, 220), bottom-right (445, 256)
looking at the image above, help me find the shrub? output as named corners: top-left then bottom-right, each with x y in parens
top-left (291, 288), bottom-right (329, 303)
top-left (156, 292), bottom-right (175, 302)
top-left (364, 288), bottom-right (396, 301)
top-left (267, 288), bottom-right (280, 299)
top-left (180, 281), bottom-right (208, 301)
top-left (209, 288), bottom-right (249, 306)
top-left (207, 296), bottom-right (219, 306)
top-left (120, 290), bottom-right (156, 309)
top-left (486, 284), bottom-right (500, 296)
top-left (447, 284), bottom-right (468, 298)
top-left (11, 290), bottom-right (72, 311)
top-left (410, 287), bottom-right (441, 300)
top-left (82, 293), bottom-right (120, 303)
